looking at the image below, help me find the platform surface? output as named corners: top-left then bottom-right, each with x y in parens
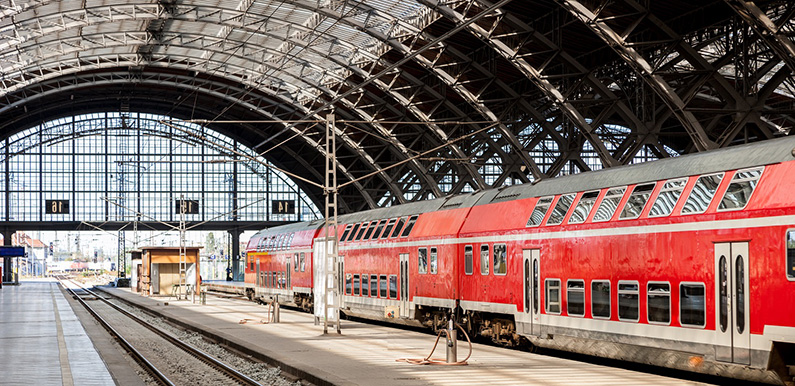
top-left (0, 280), bottom-right (115, 386)
top-left (103, 286), bottom-right (718, 386)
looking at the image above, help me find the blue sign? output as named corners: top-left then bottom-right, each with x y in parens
top-left (0, 246), bottom-right (25, 257)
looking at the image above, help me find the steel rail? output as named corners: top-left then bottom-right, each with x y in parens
top-left (62, 279), bottom-right (263, 386)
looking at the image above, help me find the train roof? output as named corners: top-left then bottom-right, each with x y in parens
top-left (250, 219), bottom-right (325, 240)
top-left (471, 135), bottom-right (795, 206)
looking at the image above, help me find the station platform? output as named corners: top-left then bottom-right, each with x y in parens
top-left (0, 280), bottom-right (116, 386)
top-left (101, 286), bottom-right (718, 386)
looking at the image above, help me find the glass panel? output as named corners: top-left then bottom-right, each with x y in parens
top-left (788, 231), bottom-right (795, 280)
top-left (340, 224), bottom-right (352, 241)
top-left (400, 215), bottom-right (419, 237)
top-left (680, 283), bottom-right (706, 326)
top-left (569, 191), bottom-right (600, 224)
top-left (618, 282), bottom-right (639, 321)
top-left (430, 247), bottom-right (438, 274)
top-left (567, 280), bottom-right (585, 316)
top-left (362, 275), bottom-right (369, 296)
top-left (480, 245), bottom-right (489, 275)
top-left (418, 248), bottom-right (428, 274)
top-left (524, 260), bottom-right (530, 313)
top-left (719, 167), bottom-right (763, 211)
top-left (547, 194), bottom-right (575, 225)
top-left (355, 222), bottom-right (372, 241)
top-left (348, 223), bottom-right (362, 241)
top-left (464, 245), bottom-right (473, 275)
top-left (719, 255), bottom-right (728, 332)
top-left (545, 279), bottom-right (560, 313)
top-left (591, 281), bottom-right (610, 318)
top-left (300, 253), bottom-right (305, 272)
top-left (526, 197), bottom-right (553, 227)
top-left (353, 274), bottom-right (360, 295)
top-left (345, 274), bottom-right (352, 295)
top-left (390, 217), bottom-right (406, 238)
top-left (363, 221), bottom-right (378, 239)
top-left (647, 283), bottom-right (670, 324)
top-left (380, 275), bottom-right (387, 298)
top-left (620, 183), bottom-right (655, 219)
top-left (493, 244), bottom-right (507, 275)
top-left (682, 173), bottom-right (723, 214)
top-left (371, 219), bottom-right (387, 240)
top-left (593, 187), bottom-right (626, 221)
top-left (389, 275), bottom-right (398, 299)
top-left (533, 259), bottom-right (539, 314)
top-left (370, 274), bottom-right (377, 297)
top-left (736, 256), bottom-right (745, 334)
top-left (649, 178), bottom-right (687, 217)
top-left (294, 254), bottom-right (299, 271)
top-left (381, 218), bottom-right (396, 239)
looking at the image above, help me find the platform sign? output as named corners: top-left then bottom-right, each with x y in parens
top-left (0, 246), bottom-right (25, 257)
top-left (45, 199), bottom-right (69, 214)
top-left (175, 199), bottom-right (200, 214)
top-left (272, 200), bottom-right (296, 214)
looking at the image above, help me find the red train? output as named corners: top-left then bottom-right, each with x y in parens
top-left (243, 136), bottom-right (795, 384)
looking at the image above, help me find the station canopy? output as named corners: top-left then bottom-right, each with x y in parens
top-left (1, 0), bottom-right (794, 213)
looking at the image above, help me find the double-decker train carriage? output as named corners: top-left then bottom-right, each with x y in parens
top-left (244, 136), bottom-right (795, 384)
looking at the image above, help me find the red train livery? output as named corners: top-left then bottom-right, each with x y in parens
top-left (244, 136), bottom-right (795, 384)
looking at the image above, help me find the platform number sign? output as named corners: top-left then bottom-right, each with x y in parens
top-left (175, 199), bottom-right (200, 214)
top-left (273, 200), bottom-right (296, 214)
top-left (45, 200), bottom-right (69, 214)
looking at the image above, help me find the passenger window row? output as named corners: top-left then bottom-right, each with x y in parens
top-left (526, 167), bottom-right (763, 227)
top-left (260, 271), bottom-right (287, 289)
top-left (464, 244), bottom-right (508, 276)
top-left (256, 232), bottom-right (296, 252)
top-left (292, 253), bottom-right (306, 272)
top-left (345, 273), bottom-right (398, 299)
top-left (340, 215), bottom-right (419, 243)
top-left (544, 279), bottom-right (706, 327)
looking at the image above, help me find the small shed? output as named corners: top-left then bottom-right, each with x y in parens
top-left (139, 246), bottom-right (201, 296)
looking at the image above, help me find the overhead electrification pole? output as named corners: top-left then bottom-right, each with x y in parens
top-left (323, 112), bottom-right (341, 334)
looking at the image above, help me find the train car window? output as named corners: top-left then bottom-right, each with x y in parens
top-left (430, 247), bottom-right (438, 274)
top-left (371, 219), bottom-right (387, 240)
top-left (680, 283), bottom-right (706, 327)
top-left (593, 187), bottom-right (626, 222)
top-left (300, 252), bottom-right (306, 272)
top-left (347, 223), bottom-right (361, 241)
top-left (294, 254), bottom-right (299, 271)
top-left (682, 173), bottom-right (723, 214)
top-left (345, 274), bottom-right (352, 295)
top-left (493, 244), bottom-right (507, 275)
top-left (569, 191), bottom-right (600, 224)
top-left (418, 248), bottom-right (428, 274)
top-left (464, 245), bottom-right (473, 275)
top-left (276, 234), bottom-right (284, 250)
top-left (363, 220), bottom-right (378, 240)
top-left (400, 215), bottom-right (419, 237)
top-left (547, 194), bottom-right (575, 225)
top-left (273, 272), bottom-right (278, 288)
top-left (619, 183), bottom-right (656, 219)
top-left (381, 218), bottom-right (397, 239)
top-left (718, 167), bottom-right (763, 211)
top-left (362, 274), bottom-right (369, 296)
top-left (288, 233), bottom-right (295, 249)
top-left (649, 178), bottom-right (687, 217)
top-left (390, 217), bottom-right (406, 238)
top-left (353, 274), bottom-right (360, 295)
top-left (618, 281), bottom-right (640, 322)
top-left (647, 282), bottom-right (671, 324)
top-left (370, 274), bottom-right (378, 297)
top-left (545, 279), bottom-right (561, 314)
top-left (526, 196), bottom-right (554, 227)
top-left (340, 224), bottom-right (353, 241)
top-left (787, 231), bottom-right (795, 281)
top-left (389, 275), bottom-right (398, 299)
top-left (567, 280), bottom-right (585, 316)
top-left (380, 275), bottom-right (387, 298)
top-left (249, 254), bottom-right (254, 272)
top-left (480, 245), bottom-right (490, 275)
top-left (354, 222), bottom-right (371, 241)
top-left (533, 260), bottom-right (539, 314)
top-left (591, 281), bottom-right (610, 319)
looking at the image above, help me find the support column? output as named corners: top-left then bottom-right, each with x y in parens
top-left (2, 230), bottom-right (13, 283)
top-left (229, 229), bottom-right (242, 281)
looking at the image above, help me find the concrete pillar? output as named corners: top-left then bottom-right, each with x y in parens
top-left (229, 229), bottom-right (242, 281)
top-left (2, 230), bottom-right (12, 283)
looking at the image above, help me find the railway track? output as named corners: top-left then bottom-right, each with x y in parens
top-left (58, 277), bottom-right (265, 386)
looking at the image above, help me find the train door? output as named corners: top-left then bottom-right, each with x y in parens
top-left (286, 261), bottom-right (291, 290)
top-left (714, 242), bottom-right (751, 364)
top-left (338, 255), bottom-right (345, 308)
top-left (399, 253), bottom-right (410, 318)
top-left (256, 258), bottom-right (261, 288)
top-left (518, 249), bottom-right (539, 334)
